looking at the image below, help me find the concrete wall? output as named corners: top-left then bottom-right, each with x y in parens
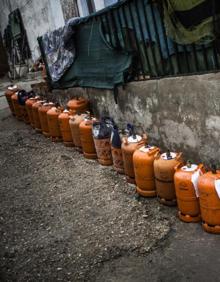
top-left (0, 0), bottom-right (65, 60)
top-left (48, 73), bottom-right (220, 165)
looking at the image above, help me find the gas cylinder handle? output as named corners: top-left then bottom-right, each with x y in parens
top-left (149, 147), bottom-right (160, 156)
top-left (197, 163), bottom-right (205, 173)
top-left (69, 109), bottom-right (75, 115)
top-left (123, 136), bottom-right (128, 145)
top-left (142, 133), bottom-right (148, 142)
top-left (174, 162), bottom-right (183, 171)
top-left (138, 138), bottom-right (146, 148)
top-left (176, 152), bottom-right (183, 161)
top-left (155, 151), bottom-right (161, 160)
top-left (77, 98), bottom-right (85, 104)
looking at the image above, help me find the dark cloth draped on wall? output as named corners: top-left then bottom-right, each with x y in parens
top-left (39, 0), bottom-right (220, 86)
top-left (54, 21), bottom-right (132, 89)
top-left (3, 9), bottom-right (31, 65)
top-left (163, 0), bottom-right (220, 45)
top-left (41, 18), bottom-right (80, 82)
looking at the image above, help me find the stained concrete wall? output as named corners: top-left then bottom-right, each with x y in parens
top-left (0, 0), bottom-right (65, 60)
top-left (48, 73), bottom-right (220, 165)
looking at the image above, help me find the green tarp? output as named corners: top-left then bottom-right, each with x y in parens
top-left (38, 0), bottom-right (220, 88)
top-left (53, 21), bottom-right (132, 89)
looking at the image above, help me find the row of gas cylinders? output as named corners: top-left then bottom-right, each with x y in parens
top-left (5, 85), bottom-right (220, 234)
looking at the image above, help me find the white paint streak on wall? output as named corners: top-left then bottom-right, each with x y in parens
top-left (206, 116), bottom-right (220, 141)
top-left (160, 120), bottom-right (197, 149)
top-left (0, 0), bottom-right (65, 60)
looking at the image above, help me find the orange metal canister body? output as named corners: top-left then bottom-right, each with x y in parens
top-left (111, 147), bottom-right (124, 174)
top-left (32, 101), bottom-right (45, 132)
top-left (121, 135), bottom-right (146, 184)
top-left (79, 118), bottom-right (97, 159)
top-left (11, 92), bottom-right (23, 120)
top-left (47, 107), bottom-right (63, 142)
top-left (19, 104), bottom-right (29, 124)
top-left (38, 102), bottom-right (54, 137)
top-left (25, 97), bottom-right (40, 128)
top-left (93, 138), bottom-right (113, 166)
top-left (133, 145), bottom-right (160, 197)
top-left (5, 85), bottom-right (19, 115)
top-left (154, 151), bottom-right (183, 206)
top-left (174, 162), bottom-right (204, 222)
top-left (58, 110), bottom-right (74, 147)
top-left (111, 128), bottom-right (124, 174)
top-left (69, 114), bottom-right (86, 152)
top-left (67, 98), bottom-right (89, 114)
top-left (198, 168), bottom-right (220, 234)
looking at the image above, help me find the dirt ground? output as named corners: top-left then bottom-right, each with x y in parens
top-left (1, 96), bottom-right (220, 282)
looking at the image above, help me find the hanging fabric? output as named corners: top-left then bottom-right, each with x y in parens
top-left (163, 0), bottom-right (220, 45)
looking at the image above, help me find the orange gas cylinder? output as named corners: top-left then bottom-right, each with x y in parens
top-left (32, 100), bottom-right (45, 132)
top-left (111, 147), bottom-right (124, 174)
top-left (25, 97), bottom-right (40, 128)
top-left (11, 92), bottom-right (23, 120)
top-left (58, 110), bottom-right (74, 147)
top-left (47, 107), bottom-right (63, 142)
top-left (93, 138), bottom-right (113, 166)
top-left (38, 102), bottom-right (54, 137)
top-left (198, 166), bottom-right (220, 234)
top-left (122, 135), bottom-right (146, 184)
top-left (111, 127), bottom-right (124, 174)
top-left (67, 97), bottom-right (89, 114)
top-left (79, 118), bottom-right (97, 159)
top-left (5, 85), bottom-right (19, 115)
top-left (133, 145), bottom-right (160, 197)
top-left (154, 151), bottom-right (183, 206)
top-left (19, 104), bottom-right (29, 124)
top-left (92, 120), bottom-right (113, 166)
top-left (69, 113), bottom-right (86, 152)
top-left (174, 161), bottom-right (204, 223)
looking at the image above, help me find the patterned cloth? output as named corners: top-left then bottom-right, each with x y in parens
top-left (41, 18), bottom-right (79, 82)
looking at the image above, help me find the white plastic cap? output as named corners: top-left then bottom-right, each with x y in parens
top-left (139, 145), bottom-right (155, 153)
top-left (161, 152), bottom-right (177, 160)
top-left (181, 164), bottom-right (198, 172)
top-left (127, 135), bottom-right (142, 143)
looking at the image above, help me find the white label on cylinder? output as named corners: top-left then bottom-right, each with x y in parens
top-left (8, 85), bottom-right (17, 90)
top-left (139, 146), bottom-right (155, 153)
top-left (191, 169), bottom-right (202, 197)
top-left (215, 180), bottom-right (220, 199)
top-left (181, 164), bottom-right (198, 172)
top-left (161, 152), bottom-right (176, 160)
top-left (127, 135), bottom-right (142, 143)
